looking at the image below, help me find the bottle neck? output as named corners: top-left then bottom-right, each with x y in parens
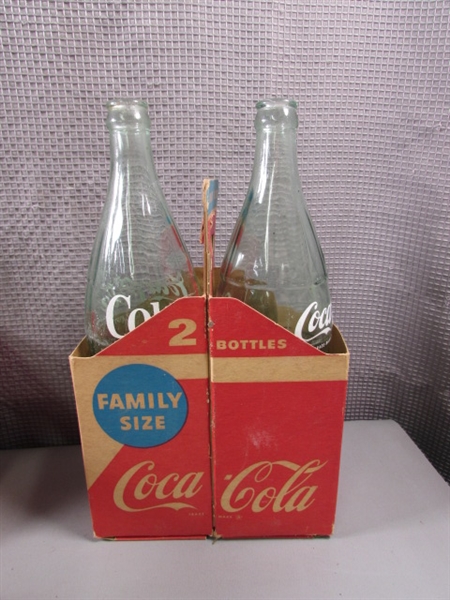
top-left (109, 127), bottom-right (158, 181)
top-left (250, 99), bottom-right (300, 190)
top-left (250, 124), bottom-right (300, 191)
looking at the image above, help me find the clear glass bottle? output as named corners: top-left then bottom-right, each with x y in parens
top-left (85, 99), bottom-right (199, 354)
top-left (217, 98), bottom-right (332, 349)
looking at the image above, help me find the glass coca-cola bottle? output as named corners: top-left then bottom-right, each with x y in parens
top-left (85, 99), bottom-right (199, 354)
top-left (217, 98), bottom-right (332, 349)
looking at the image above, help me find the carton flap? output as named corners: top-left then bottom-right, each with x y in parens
top-left (98, 296), bottom-right (207, 356)
top-left (208, 296), bottom-right (328, 357)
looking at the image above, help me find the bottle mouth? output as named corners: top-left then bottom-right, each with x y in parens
top-left (255, 98), bottom-right (298, 128)
top-left (106, 99), bottom-right (151, 130)
top-left (256, 98), bottom-right (297, 110)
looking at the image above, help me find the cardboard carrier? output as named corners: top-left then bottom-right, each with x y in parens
top-left (69, 179), bottom-right (349, 540)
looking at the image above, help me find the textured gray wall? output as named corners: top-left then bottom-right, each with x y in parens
top-left (1, 1), bottom-right (449, 482)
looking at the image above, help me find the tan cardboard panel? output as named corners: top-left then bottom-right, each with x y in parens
top-left (70, 357), bottom-right (124, 487)
top-left (70, 352), bottom-right (208, 488)
top-left (70, 352), bottom-right (209, 381)
top-left (211, 354), bottom-right (349, 383)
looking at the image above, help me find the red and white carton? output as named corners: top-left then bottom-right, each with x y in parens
top-left (208, 299), bottom-right (349, 538)
top-left (69, 295), bottom-right (213, 539)
top-left (70, 178), bottom-right (349, 539)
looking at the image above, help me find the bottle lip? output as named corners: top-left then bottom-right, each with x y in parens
top-left (106, 99), bottom-right (151, 130)
top-left (256, 98), bottom-right (298, 110)
top-left (106, 98), bottom-right (149, 110)
top-left (254, 98), bottom-right (298, 129)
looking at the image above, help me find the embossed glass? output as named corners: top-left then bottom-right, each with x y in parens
top-left (85, 99), bottom-right (199, 354)
top-left (217, 99), bottom-right (332, 349)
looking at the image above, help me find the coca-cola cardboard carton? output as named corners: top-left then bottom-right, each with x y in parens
top-left (70, 179), bottom-right (349, 539)
top-left (208, 298), bottom-right (349, 538)
top-left (69, 295), bottom-right (213, 539)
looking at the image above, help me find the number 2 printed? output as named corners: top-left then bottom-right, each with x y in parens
top-left (168, 319), bottom-right (197, 346)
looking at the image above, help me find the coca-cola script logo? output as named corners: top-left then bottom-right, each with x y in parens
top-left (294, 302), bottom-right (332, 345)
top-left (105, 274), bottom-right (189, 339)
top-left (113, 460), bottom-right (204, 512)
top-left (220, 459), bottom-right (327, 513)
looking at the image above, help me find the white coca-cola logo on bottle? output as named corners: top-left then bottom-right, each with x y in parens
top-left (294, 302), bottom-right (332, 344)
top-left (106, 295), bottom-right (160, 339)
top-left (105, 274), bottom-right (188, 339)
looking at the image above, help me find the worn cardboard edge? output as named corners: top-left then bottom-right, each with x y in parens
top-left (95, 533), bottom-right (211, 542)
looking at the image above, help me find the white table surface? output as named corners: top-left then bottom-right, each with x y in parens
top-left (1, 420), bottom-right (449, 600)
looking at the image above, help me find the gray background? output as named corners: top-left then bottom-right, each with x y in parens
top-left (1, 1), bottom-right (449, 483)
